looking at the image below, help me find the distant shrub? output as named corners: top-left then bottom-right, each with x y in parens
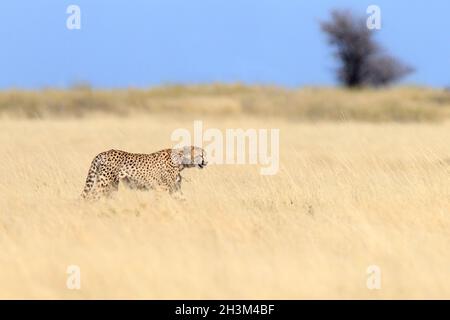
top-left (321, 10), bottom-right (413, 87)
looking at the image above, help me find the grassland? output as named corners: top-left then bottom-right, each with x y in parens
top-left (1, 100), bottom-right (449, 298)
top-left (1, 84), bottom-right (450, 121)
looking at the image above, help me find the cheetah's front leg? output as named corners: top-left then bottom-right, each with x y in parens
top-left (165, 174), bottom-right (186, 200)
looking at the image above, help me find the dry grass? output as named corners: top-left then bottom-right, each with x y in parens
top-left (1, 84), bottom-right (450, 121)
top-left (1, 115), bottom-right (449, 299)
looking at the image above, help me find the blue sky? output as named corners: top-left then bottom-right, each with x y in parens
top-left (0, 0), bottom-right (448, 89)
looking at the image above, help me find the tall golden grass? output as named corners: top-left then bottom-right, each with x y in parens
top-left (1, 114), bottom-right (449, 299)
top-left (1, 84), bottom-right (450, 121)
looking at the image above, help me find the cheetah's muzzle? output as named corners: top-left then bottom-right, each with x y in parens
top-left (198, 160), bottom-right (207, 169)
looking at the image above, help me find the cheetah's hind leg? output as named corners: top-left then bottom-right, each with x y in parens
top-left (81, 159), bottom-right (118, 200)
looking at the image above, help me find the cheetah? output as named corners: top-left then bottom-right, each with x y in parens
top-left (81, 146), bottom-right (207, 200)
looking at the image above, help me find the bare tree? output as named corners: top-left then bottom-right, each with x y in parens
top-left (321, 10), bottom-right (413, 87)
top-left (365, 55), bottom-right (414, 86)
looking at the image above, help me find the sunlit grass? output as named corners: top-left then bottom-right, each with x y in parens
top-left (1, 116), bottom-right (449, 298)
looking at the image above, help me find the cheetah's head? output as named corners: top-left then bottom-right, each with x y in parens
top-left (175, 146), bottom-right (208, 169)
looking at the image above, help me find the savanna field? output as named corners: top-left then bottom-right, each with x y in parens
top-left (1, 85), bottom-right (450, 299)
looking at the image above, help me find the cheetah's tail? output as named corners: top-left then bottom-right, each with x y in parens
top-left (80, 155), bottom-right (101, 199)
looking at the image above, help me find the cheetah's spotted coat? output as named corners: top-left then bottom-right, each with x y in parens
top-left (81, 146), bottom-right (207, 199)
